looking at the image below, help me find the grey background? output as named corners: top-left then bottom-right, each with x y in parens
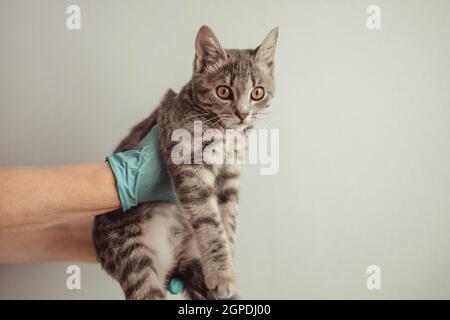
top-left (1, 0), bottom-right (450, 299)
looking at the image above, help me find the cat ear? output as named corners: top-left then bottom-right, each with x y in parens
top-left (254, 27), bottom-right (279, 73)
top-left (194, 25), bottom-right (227, 72)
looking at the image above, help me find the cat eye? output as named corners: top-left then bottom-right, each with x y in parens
top-left (251, 87), bottom-right (265, 101)
top-left (216, 85), bottom-right (232, 100)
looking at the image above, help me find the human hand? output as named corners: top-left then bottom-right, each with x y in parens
top-left (107, 125), bottom-right (176, 211)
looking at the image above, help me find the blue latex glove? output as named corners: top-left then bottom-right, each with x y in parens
top-left (106, 125), bottom-right (176, 211)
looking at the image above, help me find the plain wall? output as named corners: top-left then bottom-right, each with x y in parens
top-left (1, 0), bottom-right (450, 299)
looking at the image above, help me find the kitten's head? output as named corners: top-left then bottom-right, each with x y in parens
top-left (191, 25), bottom-right (278, 129)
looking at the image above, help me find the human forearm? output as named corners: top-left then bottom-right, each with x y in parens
top-left (0, 163), bottom-right (120, 230)
top-left (0, 217), bottom-right (96, 263)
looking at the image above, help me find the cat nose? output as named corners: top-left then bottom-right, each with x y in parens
top-left (234, 111), bottom-right (248, 121)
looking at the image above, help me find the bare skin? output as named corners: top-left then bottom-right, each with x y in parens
top-left (0, 163), bottom-right (121, 231)
top-left (0, 163), bottom-right (121, 263)
top-left (0, 217), bottom-right (96, 263)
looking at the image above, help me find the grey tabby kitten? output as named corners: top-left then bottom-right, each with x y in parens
top-left (93, 25), bottom-right (278, 300)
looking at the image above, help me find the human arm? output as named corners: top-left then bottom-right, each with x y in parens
top-left (0, 163), bottom-right (120, 231)
top-left (0, 125), bottom-right (175, 231)
top-left (0, 217), bottom-right (96, 263)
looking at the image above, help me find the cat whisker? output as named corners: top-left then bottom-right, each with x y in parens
top-left (184, 112), bottom-right (210, 122)
top-left (257, 112), bottom-right (286, 116)
top-left (253, 116), bottom-right (276, 128)
top-left (202, 115), bottom-right (221, 127)
top-left (210, 117), bottom-right (225, 129)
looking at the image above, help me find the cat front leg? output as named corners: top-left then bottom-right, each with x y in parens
top-left (216, 164), bottom-right (240, 255)
top-left (171, 165), bottom-right (236, 299)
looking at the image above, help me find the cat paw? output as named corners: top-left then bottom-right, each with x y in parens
top-left (204, 269), bottom-right (236, 299)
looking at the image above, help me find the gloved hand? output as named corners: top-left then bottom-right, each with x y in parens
top-left (106, 124), bottom-right (176, 211)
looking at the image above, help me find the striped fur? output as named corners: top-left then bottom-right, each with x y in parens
top-left (93, 26), bottom-right (278, 299)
